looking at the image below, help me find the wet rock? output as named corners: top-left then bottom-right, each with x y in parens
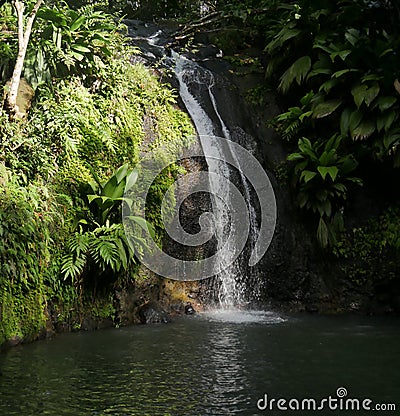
top-left (97, 318), bottom-right (114, 330)
top-left (138, 301), bottom-right (171, 324)
top-left (54, 321), bottom-right (70, 333)
top-left (4, 336), bottom-right (22, 348)
top-left (305, 304), bottom-right (319, 314)
top-left (81, 317), bottom-right (97, 331)
top-left (185, 303), bottom-right (195, 315)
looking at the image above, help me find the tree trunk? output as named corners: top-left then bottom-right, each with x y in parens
top-left (6, 0), bottom-right (42, 118)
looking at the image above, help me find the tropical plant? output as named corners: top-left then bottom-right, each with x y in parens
top-left (84, 163), bottom-right (138, 226)
top-left (333, 206), bottom-right (400, 286)
top-left (61, 164), bottom-right (154, 283)
top-left (269, 91), bottom-right (314, 141)
top-left (287, 134), bottom-right (362, 246)
top-left (263, 0), bottom-right (400, 165)
top-left (25, 3), bottom-right (116, 86)
top-left (0, 164), bottom-right (67, 343)
top-left (0, 2), bottom-right (18, 81)
top-left (61, 223), bottom-right (132, 281)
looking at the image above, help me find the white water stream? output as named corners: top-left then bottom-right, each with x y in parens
top-left (173, 53), bottom-right (260, 308)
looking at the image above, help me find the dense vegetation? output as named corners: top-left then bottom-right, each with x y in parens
top-left (152, 1), bottom-right (399, 249)
top-left (0, 1), bottom-right (193, 345)
top-left (1, 0), bottom-right (400, 344)
top-left (130, 0), bottom-right (400, 299)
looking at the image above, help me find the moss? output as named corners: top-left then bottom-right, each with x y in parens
top-left (0, 31), bottom-right (194, 346)
top-left (333, 206), bottom-right (400, 287)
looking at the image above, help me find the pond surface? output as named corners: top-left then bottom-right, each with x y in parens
top-left (0, 311), bottom-right (399, 415)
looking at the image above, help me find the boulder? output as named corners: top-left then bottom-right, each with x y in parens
top-left (138, 301), bottom-right (171, 324)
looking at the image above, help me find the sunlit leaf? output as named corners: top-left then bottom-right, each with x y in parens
top-left (317, 166), bottom-right (339, 181)
top-left (312, 100), bottom-right (342, 118)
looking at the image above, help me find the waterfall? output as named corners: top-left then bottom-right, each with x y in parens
top-left (125, 21), bottom-right (270, 310)
top-left (173, 53), bottom-right (260, 309)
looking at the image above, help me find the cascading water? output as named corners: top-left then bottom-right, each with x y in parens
top-left (126, 21), bottom-right (267, 311)
top-left (173, 53), bottom-right (261, 309)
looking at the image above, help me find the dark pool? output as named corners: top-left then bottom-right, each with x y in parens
top-left (0, 310), bottom-right (399, 415)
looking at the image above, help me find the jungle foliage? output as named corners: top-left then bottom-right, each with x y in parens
top-left (0, 1), bottom-right (193, 344)
top-left (175, 0), bottom-right (400, 247)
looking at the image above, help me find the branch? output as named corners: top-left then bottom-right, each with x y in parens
top-left (14, 0), bottom-right (24, 47)
top-left (6, 0), bottom-right (42, 118)
top-left (173, 11), bottom-right (222, 40)
top-left (23, 0), bottom-right (43, 46)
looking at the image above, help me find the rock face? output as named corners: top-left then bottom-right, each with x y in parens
top-left (191, 54), bottom-right (345, 312)
top-left (162, 38), bottom-right (399, 314)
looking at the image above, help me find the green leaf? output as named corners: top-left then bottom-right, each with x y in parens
top-left (298, 138), bottom-right (318, 161)
top-left (383, 110), bottom-right (397, 132)
top-left (265, 27), bottom-right (301, 53)
top-left (287, 152), bottom-right (303, 161)
top-left (70, 15), bottom-right (86, 31)
top-left (312, 100), bottom-right (342, 118)
top-left (345, 28), bottom-right (360, 46)
top-left (349, 110), bottom-right (363, 134)
top-left (300, 170), bottom-right (317, 183)
top-left (115, 164), bottom-right (130, 183)
top-left (297, 191), bottom-right (308, 208)
top-left (377, 113), bottom-right (387, 133)
top-left (127, 216), bottom-right (156, 239)
top-left (333, 183), bottom-right (347, 194)
top-left (307, 68), bottom-right (332, 79)
top-left (324, 134), bottom-right (341, 152)
top-left (317, 217), bottom-right (329, 248)
top-left (315, 189), bottom-right (328, 202)
top-left (71, 50), bottom-right (84, 61)
top-left (319, 79), bottom-right (338, 94)
top-left (279, 56), bottom-right (311, 93)
top-left (299, 111), bottom-right (313, 121)
top-left (332, 68), bottom-right (359, 78)
top-left (376, 96), bottom-right (397, 112)
top-left (340, 108), bottom-right (352, 136)
top-left (87, 194), bottom-right (99, 205)
top-left (37, 8), bottom-right (67, 26)
top-left (383, 131), bottom-right (400, 150)
top-left (361, 74), bottom-right (383, 83)
top-left (352, 120), bottom-right (376, 140)
top-left (351, 83), bottom-right (380, 108)
top-left (319, 149), bottom-right (336, 166)
top-left (330, 49), bottom-right (351, 62)
top-left (71, 44), bottom-right (91, 53)
top-left (317, 166), bottom-right (339, 181)
top-left (300, 91), bottom-right (314, 106)
top-left (320, 199), bottom-right (332, 217)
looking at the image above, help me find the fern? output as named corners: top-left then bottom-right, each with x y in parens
top-left (61, 223), bottom-right (134, 281)
top-left (61, 232), bottom-right (89, 281)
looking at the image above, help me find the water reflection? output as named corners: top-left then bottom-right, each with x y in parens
top-left (204, 324), bottom-right (250, 413)
top-left (0, 315), bottom-right (399, 415)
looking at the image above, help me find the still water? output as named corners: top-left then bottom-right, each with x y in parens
top-left (0, 311), bottom-right (399, 415)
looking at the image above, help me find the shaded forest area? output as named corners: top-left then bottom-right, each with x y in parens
top-left (138, 0), bottom-right (400, 307)
top-left (1, 0), bottom-right (400, 346)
